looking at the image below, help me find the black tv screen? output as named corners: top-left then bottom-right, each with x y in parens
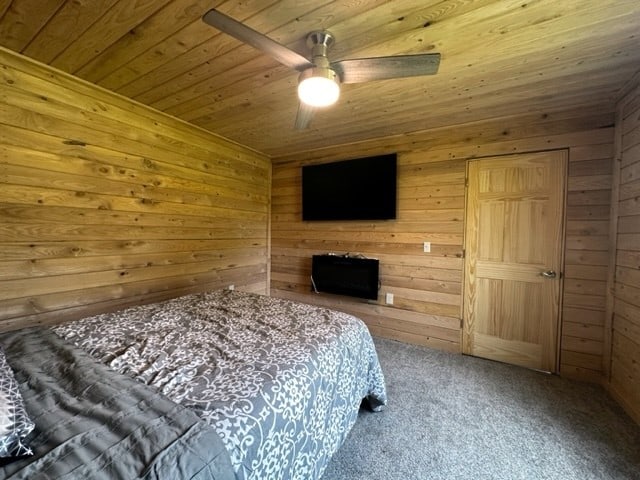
top-left (302, 154), bottom-right (397, 221)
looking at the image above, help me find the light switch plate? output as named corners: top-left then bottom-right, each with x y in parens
top-left (385, 293), bottom-right (394, 305)
top-left (423, 242), bottom-right (431, 253)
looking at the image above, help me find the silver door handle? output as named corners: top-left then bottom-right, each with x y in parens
top-left (541, 270), bottom-right (557, 279)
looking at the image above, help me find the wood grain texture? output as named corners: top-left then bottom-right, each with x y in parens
top-left (0, 48), bottom-right (270, 331)
top-left (271, 121), bottom-right (614, 373)
top-left (0, 1), bottom-right (636, 417)
top-left (0, 0), bottom-right (638, 155)
top-left (608, 81), bottom-right (640, 424)
top-left (463, 151), bottom-right (566, 372)
top-left (271, 153), bottom-right (465, 352)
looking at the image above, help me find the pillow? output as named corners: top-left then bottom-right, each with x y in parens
top-left (0, 348), bottom-right (34, 458)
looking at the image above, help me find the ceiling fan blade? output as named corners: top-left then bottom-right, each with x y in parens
top-left (203, 9), bottom-right (312, 71)
top-left (332, 53), bottom-right (440, 84)
top-left (294, 102), bottom-right (315, 130)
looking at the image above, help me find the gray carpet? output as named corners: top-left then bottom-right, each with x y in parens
top-left (323, 337), bottom-right (640, 480)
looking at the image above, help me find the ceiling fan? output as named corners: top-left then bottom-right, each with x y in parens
top-left (202, 9), bottom-right (441, 129)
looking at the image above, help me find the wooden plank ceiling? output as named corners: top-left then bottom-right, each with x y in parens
top-left (1, 0), bottom-right (639, 158)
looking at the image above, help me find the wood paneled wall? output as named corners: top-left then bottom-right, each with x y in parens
top-left (0, 48), bottom-right (271, 331)
top-left (271, 111), bottom-right (615, 381)
top-left (610, 79), bottom-right (640, 423)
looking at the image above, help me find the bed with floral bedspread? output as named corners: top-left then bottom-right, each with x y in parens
top-left (51, 289), bottom-right (387, 480)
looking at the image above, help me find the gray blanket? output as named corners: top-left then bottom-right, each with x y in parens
top-left (0, 328), bottom-right (234, 480)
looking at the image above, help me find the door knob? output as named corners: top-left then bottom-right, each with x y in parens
top-left (541, 270), bottom-right (557, 279)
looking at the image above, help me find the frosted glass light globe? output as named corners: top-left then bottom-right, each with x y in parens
top-left (298, 69), bottom-right (340, 107)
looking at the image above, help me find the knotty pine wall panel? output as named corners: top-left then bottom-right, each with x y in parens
top-left (271, 119), bottom-right (614, 381)
top-left (609, 81), bottom-right (640, 423)
top-left (562, 137), bottom-right (614, 382)
top-left (0, 48), bottom-right (270, 331)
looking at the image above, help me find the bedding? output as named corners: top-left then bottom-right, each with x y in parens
top-left (54, 290), bottom-right (386, 480)
top-left (50, 289), bottom-right (387, 480)
top-left (0, 327), bottom-right (233, 480)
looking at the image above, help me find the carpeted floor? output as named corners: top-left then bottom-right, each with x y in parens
top-left (323, 337), bottom-right (640, 480)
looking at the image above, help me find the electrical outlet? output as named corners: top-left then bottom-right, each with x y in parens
top-left (385, 293), bottom-right (394, 305)
top-left (228, 284), bottom-right (235, 291)
top-left (423, 242), bottom-right (431, 253)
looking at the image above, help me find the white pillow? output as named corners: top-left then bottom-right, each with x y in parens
top-left (0, 348), bottom-right (34, 458)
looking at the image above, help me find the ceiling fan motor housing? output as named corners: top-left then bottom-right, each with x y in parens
top-left (306, 30), bottom-right (335, 59)
top-left (301, 30), bottom-right (339, 86)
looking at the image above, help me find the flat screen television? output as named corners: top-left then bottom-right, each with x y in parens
top-left (311, 254), bottom-right (379, 300)
top-left (302, 154), bottom-right (397, 221)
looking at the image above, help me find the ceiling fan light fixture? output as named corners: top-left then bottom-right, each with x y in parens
top-left (202, 10), bottom-right (441, 128)
top-left (298, 67), bottom-right (340, 107)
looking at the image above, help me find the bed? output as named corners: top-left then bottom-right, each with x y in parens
top-left (0, 289), bottom-right (387, 480)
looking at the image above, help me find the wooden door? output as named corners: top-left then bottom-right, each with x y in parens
top-left (463, 151), bottom-right (566, 372)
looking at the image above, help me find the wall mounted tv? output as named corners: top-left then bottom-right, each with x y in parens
top-left (302, 153), bottom-right (397, 221)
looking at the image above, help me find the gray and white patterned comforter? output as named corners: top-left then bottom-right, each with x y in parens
top-left (0, 327), bottom-right (233, 480)
top-left (53, 290), bottom-right (387, 480)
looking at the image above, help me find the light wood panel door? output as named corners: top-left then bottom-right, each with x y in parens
top-left (463, 151), bottom-right (567, 372)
